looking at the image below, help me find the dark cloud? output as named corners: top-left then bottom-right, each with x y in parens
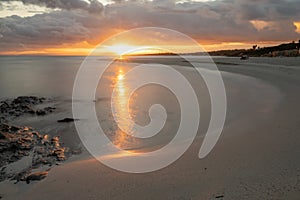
top-left (0, 0), bottom-right (300, 53)
top-left (0, 11), bottom-right (97, 50)
top-left (102, 0), bottom-right (300, 41)
top-left (235, 0), bottom-right (300, 21)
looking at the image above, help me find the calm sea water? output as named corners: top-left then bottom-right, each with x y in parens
top-left (1, 55), bottom-right (299, 99)
top-left (0, 56), bottom-right (86, 99)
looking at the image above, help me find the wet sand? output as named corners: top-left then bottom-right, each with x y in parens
top-left (1, 57), bottom-right (300, 199)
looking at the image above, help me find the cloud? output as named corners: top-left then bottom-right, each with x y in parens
top-left (102, 0), bottom-right (300, 41)
top-left (0, 11), bottom-right (95, 49)
top-left (235, 0), bottom-right (300, 21)
top-left (0, 0), bottom-right (300, 53)
top-left (1, 0), bottom-right (104, 14)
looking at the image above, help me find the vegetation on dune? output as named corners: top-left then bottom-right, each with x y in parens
top-left (209, 40), bottom-right (300, 57)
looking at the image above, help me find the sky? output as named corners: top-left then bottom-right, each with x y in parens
top-left (0, 0), bottom-right (300, 55)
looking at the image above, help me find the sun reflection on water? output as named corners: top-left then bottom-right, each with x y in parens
top-left (111, 66), bottom-right (137, 150)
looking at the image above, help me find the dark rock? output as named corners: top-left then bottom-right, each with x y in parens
top-left (0, 132), bottom-right (6, 140)
top-left (13, 96), bottom-right (41, 105)
top-left (12, 168), bottom-right (31, 183)
top-left (32, 156), bottom-right (55, 168)
top-left (36, 110), bottom-right (46, 116)
top-left (44, 107), bottom-right (55, 112)
top-left (0, 102), bottom-right (9, 110)
top-left (0, 96), bottom-right (55, 120)
top-left (72, 149), bottom-right (82, 155)
top-left (57, 118), bottom-right (77, 123)
top-left (25, 171), bottom-right (48, 184)
top-left (25, 106), bottom-right (36, 114)
top-left (10, 125), bottom-right (20, 132)
top-left (215, 195), bottom-right (224, 199)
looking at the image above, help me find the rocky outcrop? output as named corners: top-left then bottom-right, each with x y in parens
top-left (0, 96), bottom-right (80, 184)
top-left (0, 96), bottom-right (55, 123)
top-left (0, 123), bottom-right (70, 183)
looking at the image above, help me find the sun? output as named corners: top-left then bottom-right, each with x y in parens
top-left (105, 44), bottom-right (140, 56)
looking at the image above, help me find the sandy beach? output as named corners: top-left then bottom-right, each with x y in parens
top-left (0, 56), bottom-right (300, 200)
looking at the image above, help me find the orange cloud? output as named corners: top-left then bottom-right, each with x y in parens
top-left (294, 22), bottom-right (300, 33)
top-left (250, 20), bottom-right (277, 31)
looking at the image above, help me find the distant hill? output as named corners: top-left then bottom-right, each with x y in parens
top-left (125, 41), bottom-right (300, 58)
top-left (209, 41), bottom-right (300, 57)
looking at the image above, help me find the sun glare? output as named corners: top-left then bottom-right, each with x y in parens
top-left (106, 44), bottom-right (140, 56)
top-left (118, 74), bottom-right (124, 80)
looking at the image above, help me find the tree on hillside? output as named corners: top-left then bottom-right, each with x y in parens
top-left (297, 40), bottom-right (300, 56)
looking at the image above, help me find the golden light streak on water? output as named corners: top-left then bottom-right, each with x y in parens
top-left (111, 66), bottom-right (138, 150)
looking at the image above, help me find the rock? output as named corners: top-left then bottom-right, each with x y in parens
top-left (72, 149), bottom-right (82, 155)
top-left (12, 96), bottom-right (41, 105)
top-left (25, 105), bottom-right (36, 114)
top-left (53, 148), bottom-right (66, 161)
top-left (0, 132), bottom-right (6, 139)
top-left (25, 171), bottom-right (48, 184)
top-left (12, 168), bottom-right (31, 183)
top-left (51, 136), bottom-right (60, 146)
top-left (0, 97), bottom-right (75, 183)
top-left (0, 102), bottom-right (9, 111)
top-left (41, 135), bottom-right (50, 145)
top-left (215, 195), bottom-right (224, 199)
top-left (57, 118), bottom-right (77, 123)
top-left (0, 96), bottom-right (55, 120)
top-left (10, 125), bottom-right (21, 132)
top-left (0, 123), bottom-right (12, 132)
top-left (0, 123), bottom-right (69, 182)
top-left (36, 110), bottom-right (46, 116)
top-left (44, 107), bottom-right (55, 112)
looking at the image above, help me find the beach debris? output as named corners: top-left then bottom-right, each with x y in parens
top-left (0, 96), bottom-right (55, 123)
top-left (0, 123), bottom-right (70, 183)
top-left (57, 118), bottom-right (78, 123)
